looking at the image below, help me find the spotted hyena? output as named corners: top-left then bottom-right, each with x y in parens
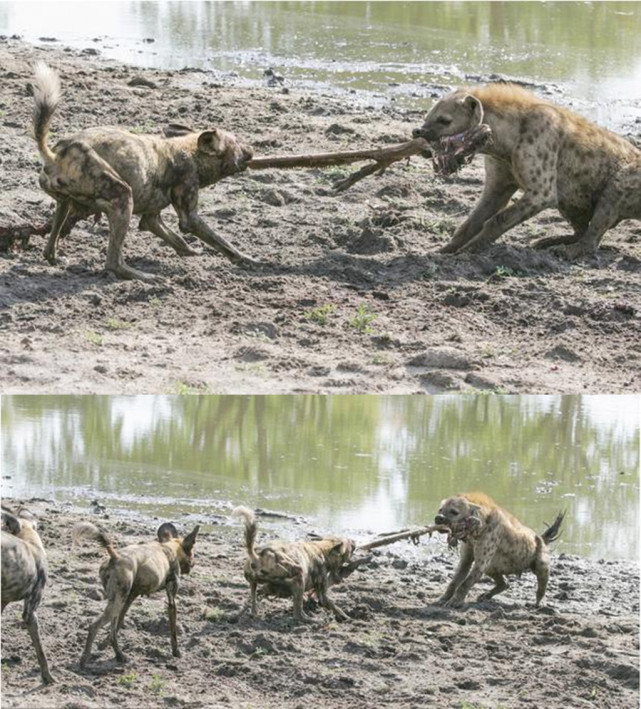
top-left (434, 492), bottom-right (564, 608)
top-left (414, 83), bottom-right (641, 256)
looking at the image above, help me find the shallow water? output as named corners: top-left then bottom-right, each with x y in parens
top-left (1, 1), bottom-right (640, 130)
top-left (1, 394), bottom-right (638, 561)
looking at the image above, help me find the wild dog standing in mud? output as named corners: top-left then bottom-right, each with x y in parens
top-left (413, 83), bottom-right (641, 256)
top-left (233, 506), bottom-right (356, 622)
top-left (1, 506), bottom-right (55, 684)
top-left (74, 521), bottom-right (199, 669)
top-left (434, 492), bottom-right (564, 608)
top-left (31, 62), bottom-right (256, 281)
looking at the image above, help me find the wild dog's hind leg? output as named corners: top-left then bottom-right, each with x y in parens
top-left (440, 158), bottom-right (518, 254)
top-left (23, 595), bottom-right (54, 684)
top-left (436, 541), bottom-right (473, 605)
top-left (80, 595), bottom-right (127, 667)
top-left (43, 199), bottom-right (72, 265)
top-left (166, 578), bottom-right (181, 658)
top-left (139, 213), bottom-right (200, 257)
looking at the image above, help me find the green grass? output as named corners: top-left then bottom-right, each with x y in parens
top-left (174, 381), bottom-right (210, 395)
top-left (86, 330), bottom-right (103, 346)
top-left (104, 318), bottom-right (132, 331)
top-left (149, 673), bottom-right (166, 695)
top-left (304, 304), bottom-right (335, 326)
top-left (203, 606), bottom-right (225, 623)
top-left (116, 671), bottom-right (138, 688)
top-left (349, 304), bottom-right (377, 334)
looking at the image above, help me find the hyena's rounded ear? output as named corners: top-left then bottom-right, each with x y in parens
top-left (197, 129), bottom-right (222, 154)
top-left (182, 525), bottom-right (200, 554)
top-left (157, 522), bottom-right (179, 542)
top-left (468, 503), bottom-right (482, 518)
top-left (1, 510), bottom-right (22, 535)
top-left (464, 95), bottom-right (484, 126)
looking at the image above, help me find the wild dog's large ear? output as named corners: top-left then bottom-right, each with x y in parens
top-left (163, 122), bottom-right (193, 138)
top-left (464, 95), bottom-right (484, 126)
top-left (197, 129), bottom-right (222, 154)
top-left (1, 510), bottom-right (21, 535)
top-left (330, 540), bottom-right (352, 556)
top-left (157, 522), bottom-right (179, 542)
top-left (182, 525), bottom-right (200, 554)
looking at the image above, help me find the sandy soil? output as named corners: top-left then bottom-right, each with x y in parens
top-left (0, 39), bottom-right (640, 395)
top-left (1, 497), bottom-right (639, 709)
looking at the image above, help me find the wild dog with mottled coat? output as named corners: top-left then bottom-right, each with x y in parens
top-left (1, 506), bottom-right (54, 684)
top-left (31, 62), bottom-right (255, 281)
top-left (232, 506), bottom-right (355, 622)
top-left (414, 83), bottom-right (641, 256)
top-left (434, 492), bottom-right (564, 608)
top-left (74, 521), bottom-right (199, 669)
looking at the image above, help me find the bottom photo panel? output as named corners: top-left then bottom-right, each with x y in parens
top-left (1, 394), bottom-right (639, 709)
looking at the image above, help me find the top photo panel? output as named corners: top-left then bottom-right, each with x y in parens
top-left (0, 1), bottom-right (639, 395)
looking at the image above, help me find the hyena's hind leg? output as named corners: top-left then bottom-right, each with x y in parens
top-left (533, 553), bottom-right (550, 607)
top-left (477, 572), bottom-right (508, 602)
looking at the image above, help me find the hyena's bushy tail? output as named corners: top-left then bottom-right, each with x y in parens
top-left (232, 506), bottom-right (259, 563)
top-left (541, 510), bottom-right (565, 545)
top-left (73, 521), bottom-right (119, 561)
top-left (32, 61), bottom-right (61, 165)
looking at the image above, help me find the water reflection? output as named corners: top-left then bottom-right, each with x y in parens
top-left (1, 2), bottom-right (640, 129)
top-left (1, 395), bottom-right (638, 561)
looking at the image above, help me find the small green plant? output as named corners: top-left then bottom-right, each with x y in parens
top-left (349, 304), bottom-right (377, 334)
top-left (86, 330), bottom-right (103, 346)
top-left (104, 318), bottom-right (132, 330)
top-left (117, 671), bottom-right (138, 687)
top-left (174, 381), bottom-right (210, 395)
top-left (304, 304), bottom-right (335, 326)
top-left (148, 296), bottom-right (163, 308)
top-left (149, 673), bottom-right (166, 695)
top-left (495, 265), bottom-right (515, 278)
top-left (130, 122), bottom-right (155, 134)
top-left (203, 606), bottom-right (225, 623)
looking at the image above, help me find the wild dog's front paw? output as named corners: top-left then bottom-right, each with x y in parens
top-left (444, 597), bottom-right (464, 608)
top-left (172, 648), bottom-right (182, 658)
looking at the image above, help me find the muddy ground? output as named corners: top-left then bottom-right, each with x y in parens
top-left (1, 39), bottom-right (640, 395)
top-left (1, 497), bottom-right (639, 709)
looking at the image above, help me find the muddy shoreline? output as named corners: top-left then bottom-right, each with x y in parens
top-left (1, 497), bottom-right (638, 709)
top-left (1, 39), bottom-right (640, 395)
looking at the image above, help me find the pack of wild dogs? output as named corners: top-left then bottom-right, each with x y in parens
top-left (1, 493), bottom-right (565, 684)
top-left (30, 62), bottom-right (640, 281)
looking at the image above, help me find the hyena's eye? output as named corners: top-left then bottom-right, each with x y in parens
top-left (450, 510), bottom-right (459, 516)
top-left (437, 117), bottom-right (452, 126)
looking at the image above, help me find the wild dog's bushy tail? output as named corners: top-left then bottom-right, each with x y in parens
top-left (73, 521), bottom-right (119, 561)
top-left (232, 506), bottom-right (259, 562)
top-left (32, 61), bottom-right (61, 165)
top-left (541, 510), bottom-right (565, 545)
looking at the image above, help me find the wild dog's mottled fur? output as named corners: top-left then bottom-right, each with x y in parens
top-left (415, 83), bottom-right (641, 256)
top-left (434, 492), bottom-right (564, 608)
top-left (31, 61), bottom-right (255, 281)
top-left (74, 521), bottom-right (199, 669)
top-left (232, 506), bottom-right (355, 622)
top-left (1, 507), bottom-right (54, 684)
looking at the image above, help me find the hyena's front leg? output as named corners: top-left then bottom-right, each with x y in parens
top-left (436, 542), bottom-right (474, 605)
top-left (440, 158), bottom-right (517, 253)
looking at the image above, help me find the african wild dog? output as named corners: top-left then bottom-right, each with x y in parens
top-left (32, 62), bottom-right (255, 281)
top-left (1, 507), bottom-right (55, 684)
top-left (74, 521), bottom-right (199, 669)
top-left (233, 506), bottom-right (355, 622)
